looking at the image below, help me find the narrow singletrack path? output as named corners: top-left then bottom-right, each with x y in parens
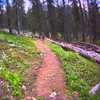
top-left (35, 40), bottom-right (66, 99)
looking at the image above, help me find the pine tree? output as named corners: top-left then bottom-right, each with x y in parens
top-left (6, 0), bottom-right (12, 33)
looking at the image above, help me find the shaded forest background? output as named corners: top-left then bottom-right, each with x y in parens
top-left (0, 0), bottom-right (100, 43)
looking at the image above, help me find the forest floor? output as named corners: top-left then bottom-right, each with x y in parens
top-left (24, 39), bottom-right (66, 100)
top-left (0, 32), bottom-right (100, 100)
top-left (34, 40), bottom-right (66, 99)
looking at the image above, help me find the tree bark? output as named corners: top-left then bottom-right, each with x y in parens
top-left (6, 0), bottom-right (12, 33)
top-left (77, 0), bottom-right (85, 41)
top-left (15, 0), bottom-right (22, 34)
top-left (0, 5), bottom-right (3, 28)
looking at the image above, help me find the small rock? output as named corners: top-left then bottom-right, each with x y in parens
top-left (25, 96), bottom-right (36, 100)
top-left (22, 85), bottom-right (27, 90)
top-left (49, 92), bottom-right (57, 98)
top-left (34, 66), bottom-right (40, 70)
top-left (32, 97), bottom-right (37, 100)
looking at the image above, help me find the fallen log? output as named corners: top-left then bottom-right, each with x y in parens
top-left (73, 42), bottom-right (100, 53)
top-left (89, 82), bottom-right (100, 95)
top-left (47, 39), bottom-right (100, 64)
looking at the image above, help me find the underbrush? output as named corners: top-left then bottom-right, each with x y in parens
top-left (0, 32), bottom-right (40, 99)
top-left (49, 43), bottom-right (100, 100)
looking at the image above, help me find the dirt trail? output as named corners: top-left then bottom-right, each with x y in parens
top-left (34, 40), bottom-right (66, 99)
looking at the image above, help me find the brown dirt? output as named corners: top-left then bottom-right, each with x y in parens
top-left (23, 56), bottom-right (42, 99)
top-left (24, 39), bottom-right (66, 100)
top-left (34, 40), bottom-right (66, 99)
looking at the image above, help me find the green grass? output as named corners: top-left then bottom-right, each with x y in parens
top-left (0, 31), bottom-right (39, 55)
top-left (0, 32), bottom-right (40, 98)
top-left (48, 43), bottom-right (100, 100)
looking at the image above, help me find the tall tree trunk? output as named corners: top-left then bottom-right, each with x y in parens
top-left (0, 5), bottom-right (3, 28)
top-left (47, 0), bottom-right (56, 38)
top-left (6, 0), bottom-right (12, 33)
top-left (15, 0), bottom-right (21, 34)
top-left (62, 0), bottom-right (67, 42)
top-left (71, 0), bottom-right (80, 41)
top-left (78, 0), bottom-right (85, 41)
top-left (87, 0), bottom-right (98, 43)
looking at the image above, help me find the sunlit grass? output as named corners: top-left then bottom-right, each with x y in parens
top-left (0, 32), bottom-right (40, 98)
top-left (48, 43), bottom-right (100, 99)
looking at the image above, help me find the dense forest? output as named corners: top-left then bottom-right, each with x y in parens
top-left (0, 0), bottom-right (100, 43)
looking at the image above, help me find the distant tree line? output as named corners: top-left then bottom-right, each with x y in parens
top-left (0, 0), bottom-right (100, 43)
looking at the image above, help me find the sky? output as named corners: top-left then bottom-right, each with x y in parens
top-left (24, 0), bottom-right (87, 11)
top-left (24, 0), bottom-right (32, 11)
top-left (0, 0), bottom-right (100, 11)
